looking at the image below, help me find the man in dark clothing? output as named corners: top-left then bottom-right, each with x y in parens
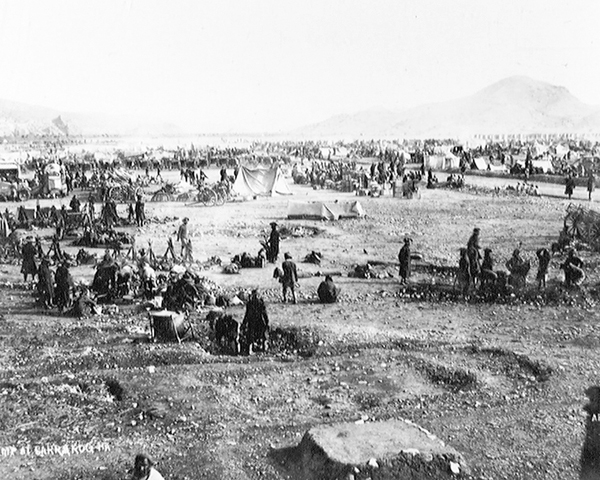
top-left (561, 248), bottom-right (585, 287)
top-left (92, 252), bottom-right (118, 298)
top-left (458, 248), bottom-right (472, 297)
top-left (565, 173), bottom-right (576, 200)
top-left (370, 162), bottom-right (377, 180)
top-left (398, 238), bottom-right (412, 284)
top-left (135, 194), bottom-right (145, 227)
top-left (281, 252), bottom-right (298, 303)
top-left (505, 249), bottom-right (530, 289)
top-left (87, 198), bottom-right (96, 219)
top-left (467, 227), bottom-right (482, 284)
top-left (317, 275), bottom-right (339, 303)
top-left (241, 289), bottom-right (269, 354)
top-left (69, 195), bottom-right (81, 212)
top-left (37, 257), bottom-right (54, 308)
top-left (536, 248), bottom-right (551, 289)
top-left (220, 166), bottom-right (228, 183)
top-left (21, 236), bottom-right (38, 282)
top-left (102, 199), bottom-right (119, 228)
top-left (55, 261), bottom-right (74, 312)
top-left (56, 210), bottom-right (66, 240)
top-left (588, 172), bottom-right (595, 201)
top-left (480, 247), bottom-right (497, 288)
top-left (266, 222), bottom-right (280, 263)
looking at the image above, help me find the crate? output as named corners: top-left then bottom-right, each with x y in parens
top-left (148, 310), bottom-right (194, 343)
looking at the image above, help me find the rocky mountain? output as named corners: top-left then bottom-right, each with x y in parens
top-left (294, 76), bottom-right (600, 138)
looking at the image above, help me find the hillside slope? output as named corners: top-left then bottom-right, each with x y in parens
top-left (295, 76), bottom-right (600, 138)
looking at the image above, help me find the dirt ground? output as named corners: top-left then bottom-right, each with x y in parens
top-left (0, 169), bottom-right (598, 480)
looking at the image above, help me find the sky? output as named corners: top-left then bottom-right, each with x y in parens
top-left (0, 0), bottom-right (599, 133)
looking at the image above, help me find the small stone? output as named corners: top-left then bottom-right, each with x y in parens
top-left (367, 458), bottom-right (378, 468)
top-left (450, 461), bottom-right (460, 474)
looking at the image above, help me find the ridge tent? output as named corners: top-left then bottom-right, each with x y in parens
top-left (531, 159), bottom-right (554, 173)
top-left (472, 157), bottom-right (488, 170)
top-left (232, 165), bottom-right (292, 197)
top-left (533, 141), bottom-right (549, 157)
top-left (488, 164), bottom-right (508, 172)
top-left (425, 153), bottom-right (460, 170)
top-left (287, 201), bottom-right (364, 221)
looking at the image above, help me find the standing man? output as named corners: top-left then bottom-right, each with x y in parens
top-left (536, 248), bottom-right (551, 289)
top-left (87, 197), bottom-right (96, 220)
top-left (135, 193), bottom-right (146, 227)
top-left (37, 256), bottom-right (54, 308)
top-left (177, 217), bottom-right (189, 257)
top-left (54, 260), bottom-right (74, 312)
top-left (56, 209), bottom-right (66, 240)
top-left (266, 222), bottom-right (280, 263)
top-left (467, 227), bottom-right (482, 286)
top-left (183, 238), bottom-right (194, 263)
top-left (398, 237), bottom-right (412, 284)
top-left (21, 236), bottom-right (38, 282)
top-left (588, 171), bottom-right (595, 201)
top-left (565, 173), bottom-right (576, 200)
top-left (241, 289), bottom-right (269, 354)
top-left (281, 252), bottom-right (298, 304)
top-left (69, 195), bottom-right (81, 212)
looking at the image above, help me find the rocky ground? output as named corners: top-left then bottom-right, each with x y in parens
top-left (0, 170), bottom-right (598, 479)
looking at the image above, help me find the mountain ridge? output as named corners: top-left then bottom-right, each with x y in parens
top-left (0, 76), bottom-right (598, 138)
top-left (294, 76), bottom-right (600, 138)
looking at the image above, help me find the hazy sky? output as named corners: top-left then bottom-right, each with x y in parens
top-left (0, 0), bottom-right (599, 133)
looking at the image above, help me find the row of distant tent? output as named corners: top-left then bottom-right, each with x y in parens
top-left (425, 153), bottom-right (556, 173)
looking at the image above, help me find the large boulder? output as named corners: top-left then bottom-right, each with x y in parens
top-left (276, 418), bottom-right (468, 480)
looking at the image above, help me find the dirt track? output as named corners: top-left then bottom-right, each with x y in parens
top-left (0, 171), bottom-right (599, 479)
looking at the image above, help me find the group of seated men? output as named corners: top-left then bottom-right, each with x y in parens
top-left (457, 227), bottom-right (585, 297)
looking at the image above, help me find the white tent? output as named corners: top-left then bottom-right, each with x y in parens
top-left (425, 153), bottom-right (460, 170)
top-left (554, 144), bottom-right (570, 157)
top-left (232, 165), bottom-right (292, 198)
top-left (531, 159), bottom-right (554, 173)
top-left (532, 141), bottom-right (549, 157)
top-left (472, 157), bottom-right (488, 170)
top-left (287, 201), bottom-right (364, 220)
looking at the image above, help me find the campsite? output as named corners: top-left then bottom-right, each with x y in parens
top-left (0, 153), bottom-right (598, 480)
top-left (2, 2), bottom-right (600, 478)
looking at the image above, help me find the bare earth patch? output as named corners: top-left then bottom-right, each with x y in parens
top-left (0, 172), bottom-right (596, 479)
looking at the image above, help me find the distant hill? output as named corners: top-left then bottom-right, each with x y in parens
top-left (294, 76), bottom-right (600, 139)
top-left (3, 76), bottom-right (600, 139)
top-left (0, 98), bottom-right (183, 137)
